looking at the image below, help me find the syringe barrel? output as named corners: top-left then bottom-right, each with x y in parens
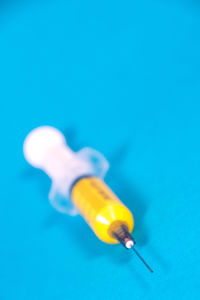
top-left (71, 177), bottom-right (134, 244)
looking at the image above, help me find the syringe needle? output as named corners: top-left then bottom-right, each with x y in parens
top-left (132, 247), bottom-right (153, 273)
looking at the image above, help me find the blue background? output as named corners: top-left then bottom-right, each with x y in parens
top-left (0, 0), bottom-right (200, 299)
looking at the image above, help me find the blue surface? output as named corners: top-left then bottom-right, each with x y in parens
top-left (0, 1), bottom-right (200, 299)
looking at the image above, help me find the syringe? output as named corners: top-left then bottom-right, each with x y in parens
top-left (23, 126), bottom-right (153, 272)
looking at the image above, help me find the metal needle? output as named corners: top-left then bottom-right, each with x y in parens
top-left (132, 247), bottom-right (153, 273)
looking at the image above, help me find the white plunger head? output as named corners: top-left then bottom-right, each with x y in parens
top-left (23, 126), bottom-right (66, 168)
